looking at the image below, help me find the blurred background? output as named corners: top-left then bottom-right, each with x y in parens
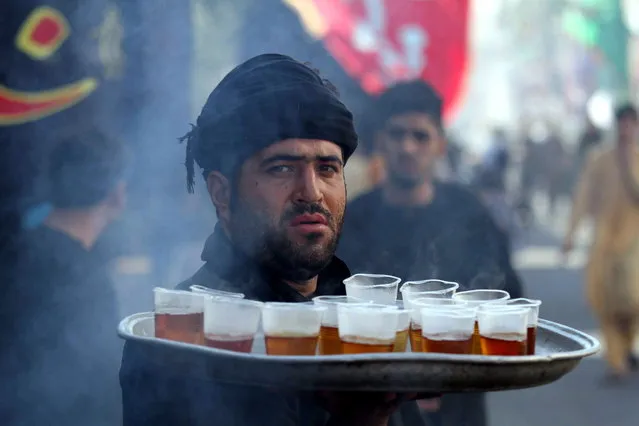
top-left (3, 0), bottom-right (639, 424)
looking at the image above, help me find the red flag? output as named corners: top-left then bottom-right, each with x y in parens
top-left (286, 0), bottom-right (471, 121)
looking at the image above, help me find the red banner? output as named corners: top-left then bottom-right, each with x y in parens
top-left (286, 0), bottom-right (471, 121)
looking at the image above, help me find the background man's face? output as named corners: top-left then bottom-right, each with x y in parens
top-left (228, 139), bottom-right (346, 281)
top-left (376, 112), bottom-right (445, 188)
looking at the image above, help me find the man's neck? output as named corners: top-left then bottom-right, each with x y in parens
top-left (44, 209), bottom-right (105, 250)
top-left (381, 180), bottom-right (435, 206)
top-left (284, 277), bottom-right (319, 297)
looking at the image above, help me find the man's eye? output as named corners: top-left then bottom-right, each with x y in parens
top-left (318, 165), bottom-right (339, 174)
top-left (268, 165), bottom-right (294, 173)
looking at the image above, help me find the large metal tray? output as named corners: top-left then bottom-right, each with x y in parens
top-left (118, 312), bottom-right (600, 393)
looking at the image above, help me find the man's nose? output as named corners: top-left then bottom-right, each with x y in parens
top-left (294, 167), bottom-right (323, 203)
top-left (399, 137), bottom-right (419, 155)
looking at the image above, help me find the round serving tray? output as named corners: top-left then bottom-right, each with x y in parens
top-left (118, 312), bottom-right (599, 392)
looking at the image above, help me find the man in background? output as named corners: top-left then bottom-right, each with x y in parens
top-left (338, 80), bottom-right (523, 426)
top-left (0, 127), bottom-right (129, 425)
top-left (563, 104), bottom-right (639, 383)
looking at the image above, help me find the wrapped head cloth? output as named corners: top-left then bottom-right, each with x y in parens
top-left (181, 54), bottom-right (358, 192)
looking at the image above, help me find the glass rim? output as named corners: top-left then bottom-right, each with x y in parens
top-left (205, 297), bottom-right (264, 309)
top-left (400, 279), bottom-right (459, 292)
top-left (312, 295), bottom-right (369, 305)
top-left (452, 289), bottom-right (510, 300)
top-left (343, 273), bottom-right (401, 288)
top-left (263, 302), bottom-right (327, 312)
top-left (189, 285), bottom-right (245, 298)
top-left (153, 287), bottom-right (208, 299)
top-left (507, 298), bottom-right (542, 307)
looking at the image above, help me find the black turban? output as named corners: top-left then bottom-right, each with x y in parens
top-left (181, 53), bottom-right (358, 192)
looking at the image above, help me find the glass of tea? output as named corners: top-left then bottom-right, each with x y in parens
top-left (452, 289), bottom-right (511, 354)
top-left (506, 298), bottom-right (542, 355)
top-left (343, 274), bottom-right (401, 305)
top-left (313, 296), bottom-right (369, 355)
top-left (393, 300), bottom-right (411, 352)
top-left (203, 297), bottom-right (263, 353)
top-left (420, 306), bottom-right (477, 354)
top-left (408, 297), bottom-right (467, 352)
top-left (337, 303), bottom-right (400, 354)
top-left (153, 287), bottom-right (208, 345)
top-left (189, 285), bottom-right (245, 299)
top-left (261, 303), bottom-right (326, 356)
top-left (477, 306), bottom-right (528, 356)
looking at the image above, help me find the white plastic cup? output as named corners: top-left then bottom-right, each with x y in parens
top-left (343, 274), bottom-right (401, 305)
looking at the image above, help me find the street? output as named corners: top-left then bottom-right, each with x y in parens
top-left (488, 195), bottom-right (639, 426)
top-left (110, 195), bottom-right (639, 426)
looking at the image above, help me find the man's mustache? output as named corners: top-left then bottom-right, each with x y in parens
top-left (282, 203), bottom-right (334, 227)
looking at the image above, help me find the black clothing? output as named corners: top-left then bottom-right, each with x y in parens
top-left (120, 226), bottom-right (425, 426)
top-left (338, 182), bottom-right (524, 426)
top-left (0, 226), bottom-right (121, 426)
top-left (338, 183), bottom-right (523, 295)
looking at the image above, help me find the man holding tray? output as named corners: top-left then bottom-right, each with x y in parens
top-left (337, 81), bottom-right (523, 426)
top-left (120, 54), bottom-right (430, 426)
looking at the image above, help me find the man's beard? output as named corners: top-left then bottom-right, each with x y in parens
top-left (228, 196), bottom-right (343, 282)
top-left (387, 169), bottom-right (424, 189)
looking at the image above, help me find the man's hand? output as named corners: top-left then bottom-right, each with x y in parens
top-left (317, 391), bottom-right (440, 426)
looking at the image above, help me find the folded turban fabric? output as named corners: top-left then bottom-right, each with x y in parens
top-left (180, 53), bottom-right (358, 192)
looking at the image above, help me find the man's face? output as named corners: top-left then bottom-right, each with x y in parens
top-left (227, 139), bottom-right (346, 281)
top-left (376, 112), bottom-right (445, 188)
top-left (617, 115), bottom-right (639, 143)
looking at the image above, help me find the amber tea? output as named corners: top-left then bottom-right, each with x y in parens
top-left (313, 296), bottom-right (368, 355)
top-left (506, 298), bottom-right (542, 355)
top-left (265, 334), bottom-right (319, 356)
top-left (393, 300), bottom-right (411, 352)
top-left (203, 296), bottom-right (262, 352)
top-left (480, 333), bottom-right (527, 356)
top-left (409, 297), bottom-right (466, 352)
top-left (477, 306), bottom-right (528, 356)
top-left (337, 304), bottom-right (400, 354)
top-left (420, 305), bottom-right (476, 355)
top-left (262, 303), bottom-right (325, 356)
top-left (422, 334), bottom-right (473, 354)
top-left (154, 288), bottom-right (208, 344)
top-left (341, 335), bottom-right (394, 354)
top-left (319, 325), bottom-right (342, 355)
top-left (155, 311), bottom-right (203, 344)
top-left (453, 290), bottom-right (511, 354)
top-left (204, 334), bottom-right (254, 353)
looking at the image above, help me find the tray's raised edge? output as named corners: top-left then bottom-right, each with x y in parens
top-left (117, 313), bottom-right (601, 364)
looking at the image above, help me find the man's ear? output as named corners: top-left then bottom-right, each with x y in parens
top-left (207, 171), bottom-right (231, 223)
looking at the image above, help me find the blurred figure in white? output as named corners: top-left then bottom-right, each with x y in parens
top-left (562, 103), bottom-right (639, 384)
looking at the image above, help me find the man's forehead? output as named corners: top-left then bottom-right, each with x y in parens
top-left (387, 112), bottom-right (437, 129)
top-left (258, 139), bottom-right (343, 160)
